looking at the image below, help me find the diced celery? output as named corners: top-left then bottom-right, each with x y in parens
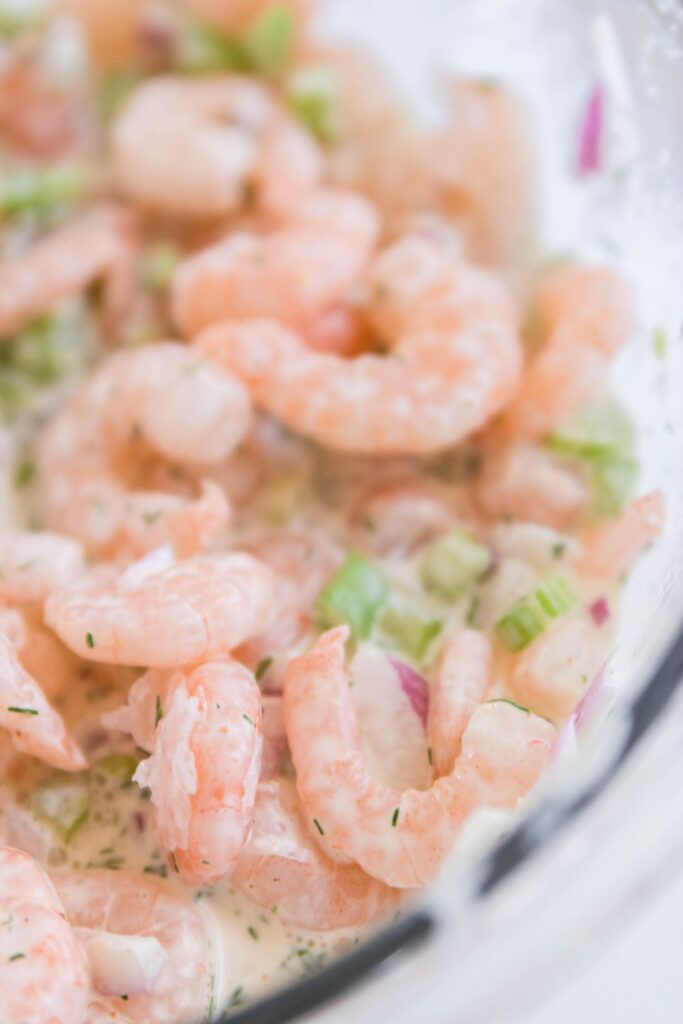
top-left (177, 21), bottom-right (244, 74)
top-left (546, 402), bottom-right (635, 462)
top-left (140, 243), bottom-right (182, 293)
top-left (99, 70), bottom-right (139, 120)
top-left (92, 753), bottom-right (138, 787)
top-left (316, 554), bottom-right (389, 639)
top-left (588, 454), bottom-right (638, 519)
top-left (421, 530), bottom-right (491, 602)
top-left (242, 5), bottom-right (294, 76)
top-left (30, 773), bottom-right (90, 843)
top-left (0, 369), bottom-right (33, 420)
top-left (495, 577), bottom-right (576, 653)
top-left (378, 606), bottom-right (443, 664)
top-left (0, 166), bottom-right (86, 218)
top-left (12, 317), bottom-right (70, 384)
top-left (288, 66), bottom-right (340, 144)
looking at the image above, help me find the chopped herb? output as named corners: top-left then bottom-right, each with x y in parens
top-left (312, 818), bottom-right (324, 835)
top-left (487, 698), bottom-right (531, 714)
top-left (142, 510), bottom-right (162, 526)
top-left (552, 542), bottom-right (567, 560)
top-left (465, 595), bottom-right (480, 628)
top-left (155, 695), bottom-right (163, 727)
top-left (427, 746), bottom-right (433, 766)
top-left (143, 863), bottom-right (168, 879)
top-left (13, 459), bottom-right (34, 489)
top-left (255, 656), bottom-right (273, 681)
top-left (7, 706), bottom-right (38, 715)
top-left (170, 852), bottom-right (179, 873)
top-left (247, 925), bottom-right (259, 941)
top-left (391, 807), bottom-right (400, 827)
top-left (85, 632), bottom-right (95, 649)
top-left (228, 986), bottom-right (244, 1009)
top-left (8, 952), bottom-right (25, 961)
top-left (242, 713), bottom-right (254, 726)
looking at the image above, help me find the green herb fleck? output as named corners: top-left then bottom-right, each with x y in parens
top-left (8, 706), bottom-right (38, 715)
top-left (653, 328), bottom-right (667, 360)
top-left (312, 818), bottom-right (324, 835)
top-left (487, 698), bottom-right (531, 714)
top-left (242, 713), bottom-right (254, 726)
top-left (155, 695), bottom-right (163, 727)
top-left (391, 807), bottom-right (400, 827)
top-left (427, 746), bottom-right (433, 766)
top-left (255, 656), bottom-right (273, 681)
top-left (170, 852), bottom-right (179, 873)
top-left (8, 952), bottom-right (25, 962)
top-left (552, 542), bottom-right (567, 560)
top-left (247, 925), bottom-right (259, 941)
top-left (85, 632), bottom-right (94, 649)
top-left (228, 986), bottom-right (244, 1009)
top-left (13, 458), bottom-right (34, 489)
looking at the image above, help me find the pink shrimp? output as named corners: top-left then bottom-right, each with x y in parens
top-left (132, 657), bottom-right (262, 885)
top-left (0, 209), bottom-right (135, 339)
top-left (57, 0), bottom-right (144, 69)
top-left (232, 777), bottom-right (400, 930)
top-left (284, 627), bottom-right (555, 888)
top-left (501, 264), bottom-right (636, 442)
top-left (0, 532), bottom-right (85, 607)
top-left (0, 604), bottom-right (78, 701)
top-left (0, 632), bottom-right (85, 771)
top-left (111, 75), bottom-right (321, 218)
top-left (37, 343), bottom-right (251, 558)
top-left (45, 552), bottom-right (275, 668)
top-left (197, 237), bottom-right (522, 454)
top-left (428, 630), bottom-right (493, 777)
top-left (0, 59), bottom-right (82, 159)
top-left (172, 188), bottom-right (379, 337)
top-left (54, 870), bottom-right (211, 1024)
top-left (349, 477), bottom-right (460, 556)
top-left (578, 491), bottom-right (665, 581)
top-left (0, 847), bottom-right (89, 1024)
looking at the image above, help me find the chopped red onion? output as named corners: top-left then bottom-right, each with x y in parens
top-left (574, 666), bottom-right (616, 732)
top-left (388, 657), bottom-right (429, 727)
top-left (133, 812), bottom-right (146, 834)
top-left (576, 83), bottom-right (605, 176)
top-left (588, 596), bottom-right (610, 627)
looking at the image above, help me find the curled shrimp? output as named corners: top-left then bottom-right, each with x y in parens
top-left (284, 627), bottom-right (555, 888)
top-left (0, 631), bottom-right (85, 771)
top-left (0, 603), bottom-right (77, 701)
top-left (0, 209), bottom-right (134, 340)
top-left (54, 870), bottom-right (211, 1024)
top-left (0, 532), bottom-right (85, 607)
top-left (111, 76), bottom-right (321, 219)
top-left (45, 552), bottom-right (275, 668)
top-left (578, 491), bottom-right (665, 582)
top-left (37, 343), bottom-right (251, 558)
top-left (232, 777), bottom-right (400, 930)
top-left (0, 847), bottom-right (89, 1024)
top-left (0, 59), bottom-right (82, 159)
top-left (130, 658), bottom-right (262, 885)
top-left (172, 188), bottom-right (379, 337)
top-left (428, 629), bottom-right (493, 778)
top-left (198, 237), bottom-right (522, 454)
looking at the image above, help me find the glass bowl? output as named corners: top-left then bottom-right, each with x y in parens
top-left (220, 1), bottom-right (683, 1021)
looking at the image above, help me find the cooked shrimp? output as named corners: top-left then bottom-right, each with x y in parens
top-left (54, 870), bottom-right (211, 1024)
top-left (132, 657), bottom-right (262, 884)
top-left (284, 627), bottom-right (555, 888)
top-left (45, 552), bottom-right (275, 668)
top-left (111, 76), bottom-right (321, 218)
top-left (428, 630), bottom-right (493, 777)
top-left (0, 847), bottom-right (89, 1024)
top-left (0, 632), bottom-right (85, 770)
top-left (0, 60), bottom-right (81, 159)
top-left (349, 477), bottom-right (460, 556)
top-left (172, 188), bottom-right (378, 336)
top-left (475, 443), bottom-right (589, 530)
top-left (430, 78), bottom-right (535, 265)
top-left (233, 777), bottom-right (400, 930)
top-left (302, 302), bottom-right (371, 356)
top-left (57, 0), bottom-right (144, 69)
top-left (38, 343), bottom-right (250, 558)
top-left (0, 209), bottom-right (134, 339)
top-left (260, 694), bottom-right (287, 778)
top-left (0, 604), bottom-right (78, 701)
top-left (198, 238), bottom-right (522, 454)
top-left (0, 532), bottom-right (85, 607)
top-left (579, 491), bottom-right (665, 581)
top-left (181, 0), bottom-right (316, 33)
top-left (501, 265), bottom-right (636, 441)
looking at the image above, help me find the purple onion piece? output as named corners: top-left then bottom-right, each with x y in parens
top-left (388, 656), bottom-right (429, 727)
top-left (574, 666), bottom-right (616, 733)
top-left (588, 596), bottom-right (610, 628)
top-left (577, 83), bottom-right (605, 176)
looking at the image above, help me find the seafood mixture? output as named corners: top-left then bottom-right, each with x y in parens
top-left (0, 1), bottom-right (665, 1021)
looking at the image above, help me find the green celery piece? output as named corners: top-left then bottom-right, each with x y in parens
top-left (140, 243), bottom-right (182, 293)
top-left (379, 606), bottom-right (443, 664)
top-left (0, 166), bottom-right (86, 218)
top-left (93, 753), bottom-right (139, 787)
top-left (30, 773), bottom-right (90, 843)
top-left (288, 66), bottom-right (340, 144)
top-left (316, 554), bottom-right (388, 639)
top-left (242, 5), bottom-right (294, 76)
top-left (177, 21), bottom-right (245, 73)
top-left (546, 402), bottom-right (635, 461)
top-left (495, 577), bottom-right (576, 653)
top-left (421, 529), bottom-right (491, 602)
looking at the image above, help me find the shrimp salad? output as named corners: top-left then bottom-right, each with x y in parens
top-left (0, 2), bottom-right (665, 1022)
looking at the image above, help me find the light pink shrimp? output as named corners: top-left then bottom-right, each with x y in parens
top-left (197, 237), bottom-right (522, 454)
top-left (0, 59), bottom-right (82, 159)
top-left (232, 777), bottom-right (400, 930)
top-left (45, 552), bottom-right (275, 668)
top-left (172, 189), bottom-right (378, 337)
top-left (349, 477), bottom-right (460, 556)
top-left (132, 657), bottom-right (262, 884)
top-left (475, 442), bottom-right (589, 530)
top-left (38, 343), bottom-right (251, 558)
top-left (284, 627), bottom-right (555, 888)
top-left (111, 76), bottom-right (321, 218)
top-left (428, 630), bottom-right (493, 778)
top-left (0, 532), bottom-right (85, 607)
top-left (302, 303), bottom-right (372, 356)
top-left (57, 0), bottom-right (144, 69)
top-left (0, 847), bottom-right (89, 1024)
top-left (0, 632), bottom-right (85, 771)
top-left (501, 265), bottom-right (636, 442)
top-left (0, 604), bottom-right (78, 701)
top-left (0, 209), bottom-right (135, 339)
top-left (54, 870), bottom-right (211, 1024)
top-left (578, 491), bottom-right (665, 581)
top-left (180, 0), bottom-right (316, 33)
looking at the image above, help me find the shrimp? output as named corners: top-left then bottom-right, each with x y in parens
top-left (474, 443), bottom-right (589, 530)
top-left (197, 237), bottom-right (522, 454)
top-left (0, 59), bottom-right (81, 159)
top-left (111, 76), bottom-right (321, 218)
top-left (0, 532), bottom-right (85, 607)
top-left (37, 343), bottom-right (251, 558)
top-left (57, 0), bottom-right (144, 69)
top-left (232, 777), bottom-right (400, 930)
top-left (428, 630), bottom-right (493, 778)
top-left (0, 632), bottom-right (85, 771)
top-left (430, 78), bottom-right (536, 265)
top-left (0, 209), bottom-right (135, 339)
top-left (501, 264), bottom-right (636, 442)
top-left (0, 847), bottom-right (89, 1024)
top-left (349, 477), bottom-right (460, 556)
top-left (302, 302), bottom-right (371, 356)
top-left (0, 604), bottom-right (78, 701)
top-left (45, 552), bottom-right (275, 668)
top-left (172, 188), bottom-right (379, 337)
top-left (180, 0), bottom-right (316, 33)
top-left (131, 657), bottom-right (262, 885)
top-left (579, 491), bottom-right (665, 581)
top-left (54, 870), bottom-right (211, 1024)
top-left (284, 627), bottom-right (555, 888)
